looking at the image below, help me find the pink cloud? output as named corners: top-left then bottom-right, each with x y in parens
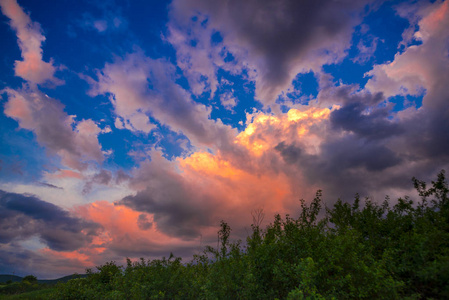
top-left (2, 88), bottom-right (33, 127)
top-left (74, 200), bottom-right (200, 258)
top-left (0, 0), bottom-right (61, 85)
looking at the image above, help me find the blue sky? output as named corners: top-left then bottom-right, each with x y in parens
top-left (0, 0), bottom-right (448, 278)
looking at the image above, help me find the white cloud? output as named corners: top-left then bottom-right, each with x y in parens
top-left (90, 52), bottom-right (237, 149)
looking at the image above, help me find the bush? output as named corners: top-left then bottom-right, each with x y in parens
top-left (22, 275), bottom-right (37, 283)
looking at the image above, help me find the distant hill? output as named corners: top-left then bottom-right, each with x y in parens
top-left (38, 274), bottom-right (88, 284)
top-left (0, 274), bottom-right (87, 284)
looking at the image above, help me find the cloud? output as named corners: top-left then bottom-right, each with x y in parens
top-left (74, 200), bottom-right (201, 258)
top-left (168, 0), bottom-right (377, 106)
top-left (220, 91), bottom-right (237, 111)
top-left (352, 28), bottom-right (380, 64)
top-left (3, 88), bottom-right (105, 171)
top-left (363, 0), bottom-right (449, 158)
top-left (0, 0), bottom-right (61, 86)
top-left (82, 169), bottom-right (112, 194)
top-left (75, 0), bottom-right (126, 35)
top-left (0, 190), bottom-right (101, 251)
top-left (113, 95), bottom-right (431, 240)
top-left (116, 107), bottom-right (334, 239)
top-left (115, 169), bottom-right (131, 185)
top-left (165, 15), bottom-right (223, 97)
top-left (0, 244), bottom-right (92, 279)
top-left (137, 214), bottom-right (152, 230)
top-left (289, 0), bottom-right (449, 197)
top-left (365, 0), bottom-right (449, 102)
top-left (90, 52), bottom-right (236, 148)
top-left (308, 1), bottom-right (449, 194)
top-left (329, 96), bottom-right (404, 140)
top-left (236, 106), bottom-right (332, 157)
top-left (38, 182), bottom-right (63, 189)
top-left (117, 152), bottom-right (218, 238)
top-left (46, 169), bottom-right (83, 180)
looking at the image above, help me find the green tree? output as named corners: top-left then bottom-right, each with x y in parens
top-left (22, 275), bottom-right (37, 283)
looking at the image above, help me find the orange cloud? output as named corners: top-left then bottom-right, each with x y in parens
top-left (163, 107), bottom-right (332, 225)
top-left (236, 107), bottom-right (332, 156)
top-left (179, 151), bottom-right (292, 213)
top-left (40, 248), bottom-right (91, 266)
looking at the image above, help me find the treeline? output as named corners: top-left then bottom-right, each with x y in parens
top-left (53, 171), bottom-right (449, 299)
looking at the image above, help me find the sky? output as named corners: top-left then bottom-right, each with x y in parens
top-left (0, 0), bottom-right (448, 278)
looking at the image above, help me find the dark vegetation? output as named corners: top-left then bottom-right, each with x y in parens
top-left (0, 274), bottom-right (86, 298)
top-left (0, 275), bottom-right (49, 299)
top-left (4, 171), bottom-right (449, 299)
top-left (0, 276), bottom-right (22, 284)
top-left (0, 274), bottom-right (85, 285)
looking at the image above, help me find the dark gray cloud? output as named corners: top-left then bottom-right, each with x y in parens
top-left (115, 169), bottom-right (131, 184)
top-left (275, 142), bottom-right (387, 200)
top-left (401, 108), bottom-right (449, 159)
top-left (116, 153), bottom-right (213, 238)
top-left (83, 169), bottom-right (113, 194)
top-left (0, 190), bottom-right (101, 251)
top-left (0, 244), bottom-right (87, 279)
top-left (38, 182), bottom-right (63, 189)
top-left (323, 138), bottom-right (402, 172)
top-left (117, 157), bottom-right (214, 238)
top-left (170, 0), bottom-right (380, 105)
top-left (268, 74), bottom-right (447, 201)
top-left (274, 141), bottom-right (302, 164)
top-left (119, 191), bottom-right (208, 238)
top-left (330, 102), bottom-right (404, 140)
top-left (137, 214), bottom-right (152, 230)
